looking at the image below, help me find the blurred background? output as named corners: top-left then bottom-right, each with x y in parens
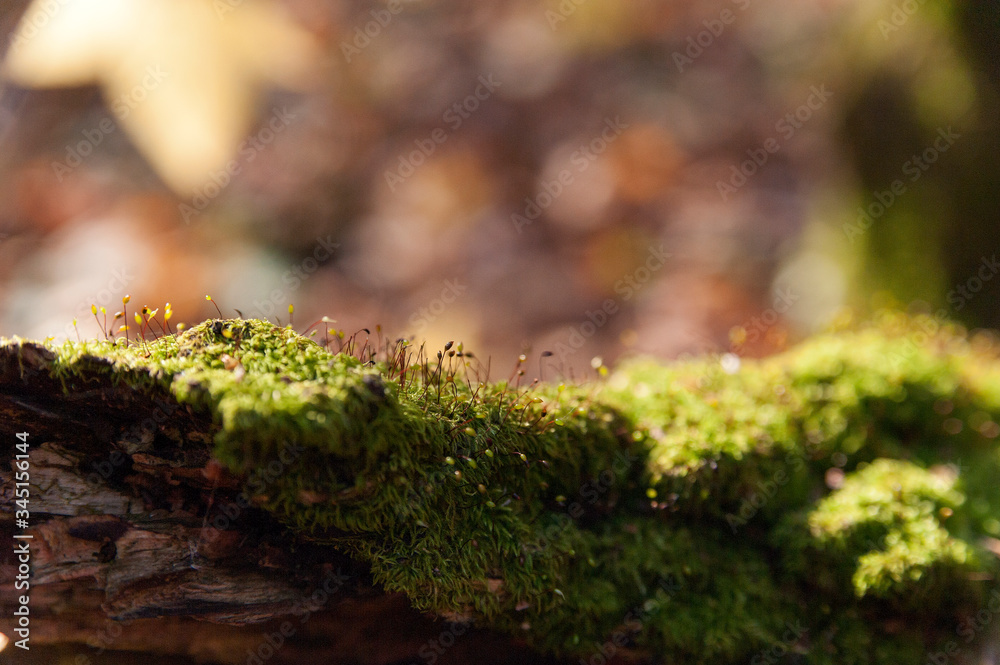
top-left (0, 0), bottom-right (997, 375)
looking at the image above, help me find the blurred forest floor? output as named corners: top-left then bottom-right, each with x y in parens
top-left (0, 0), bottom-right (997, 376)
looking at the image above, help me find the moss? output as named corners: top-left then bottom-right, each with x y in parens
top-left (804, 458), bottom-right (974, 600)
top-left (5, 312), bottom-right (1000, 663)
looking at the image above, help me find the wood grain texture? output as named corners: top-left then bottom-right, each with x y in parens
top-left (0, 344), bottom-right (555, 665)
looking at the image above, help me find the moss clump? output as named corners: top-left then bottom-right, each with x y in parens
top-left (5, 312), bottom-right (1000, 663)
top-left (802, 458), bottom-right (973, 600)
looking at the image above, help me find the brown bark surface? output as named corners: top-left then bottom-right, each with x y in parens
top-left (0, 343), bottom-right (558, 665)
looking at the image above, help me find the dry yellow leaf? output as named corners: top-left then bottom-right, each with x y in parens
top-left (4, 0), bottom-right (319, 194)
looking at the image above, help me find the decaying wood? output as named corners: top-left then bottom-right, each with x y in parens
top-left (0, 345), bottom-right (555, 665)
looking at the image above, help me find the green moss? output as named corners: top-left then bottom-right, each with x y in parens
top-left (5, 312), bottom-right (1000, 663)
top-left (805, 458), bottom-right (973, 599)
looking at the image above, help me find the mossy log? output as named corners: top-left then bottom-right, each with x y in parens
top-left (2, 313), bottom-right (1000, 664)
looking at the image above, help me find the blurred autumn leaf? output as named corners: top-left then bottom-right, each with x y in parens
top-left (2, 0), bottom-right (319, 194)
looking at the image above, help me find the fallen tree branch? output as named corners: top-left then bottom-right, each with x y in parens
top-left (2, 313), bottom-right (1000, 664)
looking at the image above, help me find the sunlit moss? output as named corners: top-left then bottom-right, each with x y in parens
top-left (4, 313), bottom-right (1000, 663)
top-left (806, 458), bottom-right (973, 600)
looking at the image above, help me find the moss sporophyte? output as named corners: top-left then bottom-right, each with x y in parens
top-left (5, 311), bottom-right (1000, 663)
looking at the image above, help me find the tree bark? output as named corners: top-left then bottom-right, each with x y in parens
top-left (5, 317), bottom-right (1000, 665)
top-left (0, 342), bottom-right (556, 665)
